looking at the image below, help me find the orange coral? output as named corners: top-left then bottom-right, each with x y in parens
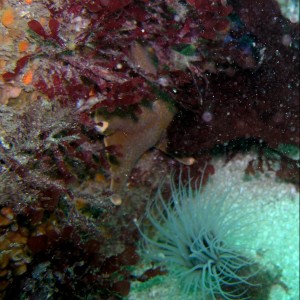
top-left (18, 40), bottom-right (29, 52)
top-left (22, 69), bottom-right (34, 85)
top-left (1, 7), bottom-right (14, 27)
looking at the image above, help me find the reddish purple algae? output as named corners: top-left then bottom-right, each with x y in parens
top-left (0, 0), bottom-right (298, 298)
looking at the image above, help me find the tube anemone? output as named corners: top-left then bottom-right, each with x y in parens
top-left (136, 174), bottom-right (259, 299)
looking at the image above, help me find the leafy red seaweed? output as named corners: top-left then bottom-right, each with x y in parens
top-left (28, 20), bottom-right (48, 39)
top-left (49, 19), bottom-right (60, 39)
top-left (2, 55), bottom-right (32, 81)
top-left (101, 0), bottom-right (132, 12)
top-left (82, 0), bottom-right (103, 12)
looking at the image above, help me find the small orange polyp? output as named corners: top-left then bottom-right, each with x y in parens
top-left (39, 17), bottom-right (47, 27)
top-left (22, 69), bottom-right (34, 85)
top-left (25, 0), bottom-right (33, 4)
top-left (89, 87), bottom-right (96, 97)
top-left (18, 40), bottom-right (29, 52)
top-left (1, 7), bottom-right (14, 27)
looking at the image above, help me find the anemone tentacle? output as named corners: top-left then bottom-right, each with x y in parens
top-left (137, 174), bottom-right (259, 299)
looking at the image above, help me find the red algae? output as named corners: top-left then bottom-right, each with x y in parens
top-left (0, 0), bottom-right (299, 298)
